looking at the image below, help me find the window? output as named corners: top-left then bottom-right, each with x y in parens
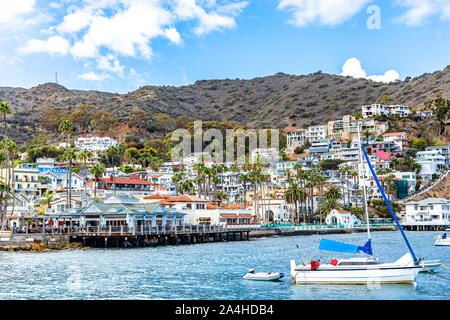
top-left (196, 203), bottom-right (206, 210)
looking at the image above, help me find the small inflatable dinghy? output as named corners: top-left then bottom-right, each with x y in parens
top-left (243, 269), bottom-right (284, 281)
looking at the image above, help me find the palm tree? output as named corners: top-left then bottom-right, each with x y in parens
top-left (106, 146), bottom-right (120, 194)
top-left (178, 179), bottom-right (195, 195)
top-left (77, 149), bottom-right (92, 192)
top-left (37, 191), bottom-right (55, 214)
top-left (171, 167), bottom-right (186, 196)
top-left (324, 185), bottom-right (343, 202)
top-left (89, 163), bottom-right (105, 200)
top-left (216, 191), bottom-right (229, 204)
top-left (239, 172), bottom-right (251, 209)
top-left (193, 163), bottom-right (205, 198)
top-left (59, 120), bottom-right (73, 208)
top-left (60, 148), bottom-right (77, 209)
top-left (0, 102), bottom-right (11, 230)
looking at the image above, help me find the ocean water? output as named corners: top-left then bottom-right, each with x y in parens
top-left (0, 231), bottom-right (448, 300)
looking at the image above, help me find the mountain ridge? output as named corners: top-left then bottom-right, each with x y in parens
top-left (0, 66), bottom-right (449, 144)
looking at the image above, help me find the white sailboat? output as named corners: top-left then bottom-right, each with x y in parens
top-left (290, 125), bottom-right (421, 284)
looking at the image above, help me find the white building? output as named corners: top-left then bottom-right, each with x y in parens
top-left (382, 131), bottom-right (409, 151)
top-left (362, 104), bottom-right (411, 118)
top-left (403, 198), bottom-right (450, 228)
top-left (287, 129), bottom-right (307, 152)
top-left (250, 148), bottom-right (279, 164)
top-left (306, 125), bottom-right (327, 143)
top-left (249, 198), bottom-right (290, 222)
top-left (425, 145), bottom-right (450, 168)
top-left (75, 136), bottom-right (118, 151)
top-left (325, 209), bottom-right (360, 227)
top-left (416, 150), bottom-right (446, 181)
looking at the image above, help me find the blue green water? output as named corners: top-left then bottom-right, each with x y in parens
top-left (0, 231), bottom-right (448, 300)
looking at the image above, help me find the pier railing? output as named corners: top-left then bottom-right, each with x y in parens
top-left (261, 221), bottom-right (397, 231)
top-left (11, 224), bottom-right (235, 237)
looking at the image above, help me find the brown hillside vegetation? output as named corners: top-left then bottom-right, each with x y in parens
top-left (0, 66), bottom-right (449, 144)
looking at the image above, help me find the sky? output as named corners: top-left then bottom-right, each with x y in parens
top-left (0, 0), bottom-right (449, 93)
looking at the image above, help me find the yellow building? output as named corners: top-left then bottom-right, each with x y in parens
top-left (1, 166), bottom-right (44, 196)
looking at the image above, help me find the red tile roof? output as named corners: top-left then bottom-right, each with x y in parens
top-left (100, 178), bottom-right (154, 185)
top-left (143, 193), bottom-right (171, 199)
top-left (383, 131), bottom-right (406, 136)
top-left (165, 195), bottom-right (208, 203)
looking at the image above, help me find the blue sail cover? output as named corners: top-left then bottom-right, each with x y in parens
top-left (319, 239), bottom-right (373, 255)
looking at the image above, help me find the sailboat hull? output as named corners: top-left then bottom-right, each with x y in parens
top-left (290, 253), bottom-right (420, 284)
top-left (290, 266), bottom-right (420, 284)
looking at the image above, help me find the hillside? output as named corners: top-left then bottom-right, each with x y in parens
top-left (0, 65), bottom-right (449, 144)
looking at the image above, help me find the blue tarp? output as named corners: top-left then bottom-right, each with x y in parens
top-left (319, 239), bottom-right (373, 255)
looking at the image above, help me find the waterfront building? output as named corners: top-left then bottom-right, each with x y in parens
top-left (325, 209), bottom-right (360, 227)
top-left (327, 115), bottom-right (388, 141)
top-left (74, 136), bottom-right (118, 151)
top-left (1, 166), bottom-right (43, 196)
top-left (403, 198), bottom-right (450, 229)
top-left (306, 125), bottom-right (327, 143)
top-left (362, 104), bottom-right (411, 118)
top-left (249, 198), bottom-right (290, 222)
top-left (46, 194), bottom-right (186, 231)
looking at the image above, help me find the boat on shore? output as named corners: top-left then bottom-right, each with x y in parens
top-left (290, 125), bottom-right (421, 285)
top-left (434, 233), bottom-right (450, 246)
top-left (243, 269), bottom-right (284, 281)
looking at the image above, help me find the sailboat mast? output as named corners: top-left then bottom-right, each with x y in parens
top-left (359, 134), bottom-right (418, 265)
top-left (357, 125), bottom-right (371, 240)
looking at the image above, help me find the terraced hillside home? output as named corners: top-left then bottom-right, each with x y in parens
top-left (403, 198), bottom-right (450, 230)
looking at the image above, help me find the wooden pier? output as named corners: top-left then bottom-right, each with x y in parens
top-left (20, 225), bottom-right (252, 248)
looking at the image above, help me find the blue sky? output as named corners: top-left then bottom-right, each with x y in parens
top-left (0, 0), bottom-right (449, 93)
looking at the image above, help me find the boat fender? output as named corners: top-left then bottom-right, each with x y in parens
top-left (330, 259), bottom-right (339, 266)
top-left (310, 260), bottom-right (320, 270)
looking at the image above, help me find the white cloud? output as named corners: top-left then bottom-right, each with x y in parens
top-left (0, 0), bottom-right (35, 24)
top-left (18, 0), bottom-right (248, 80)
top-left (18, 36), bottom-right (71, 55)
top-left (96, 54), bottom-right (125, 77)
top-left (340, 57), bottom-right (400, 83)
top-left (393, 0), bottom-right (450, 26)
top-left (78, 71), bottom-right (112, 81)
top-left (277, 0), bottom-right (372, 27)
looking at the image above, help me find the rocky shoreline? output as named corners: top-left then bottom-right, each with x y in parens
top-left (0, 242), bottom-right (88, 252)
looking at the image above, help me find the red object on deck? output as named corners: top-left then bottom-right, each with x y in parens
top-left (330, 259), bottom-right (339, 266)
top-left (310, 260), bottom-right (320, 270)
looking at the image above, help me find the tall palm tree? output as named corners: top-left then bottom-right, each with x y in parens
top-left (193, 163), bottom-right (205, 198)
top-left (239, 172), bottom-right (251, 209)
top-left (324, 184), bottom-right (343, 204)
top-left (60, 148), bottom-right (77, 209)
top-left (171, 166), bottom-right (186, 196)
top-left (89, 163), bottom-right (105, 200)
top-left (77, 149), bottom-right (92, 193)
top-left (106, 145), bottom-right (120, 194)
top-left (0, 102), bottom-right (11, 230)
top-left (59, 120), bottom-right (73, 208)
